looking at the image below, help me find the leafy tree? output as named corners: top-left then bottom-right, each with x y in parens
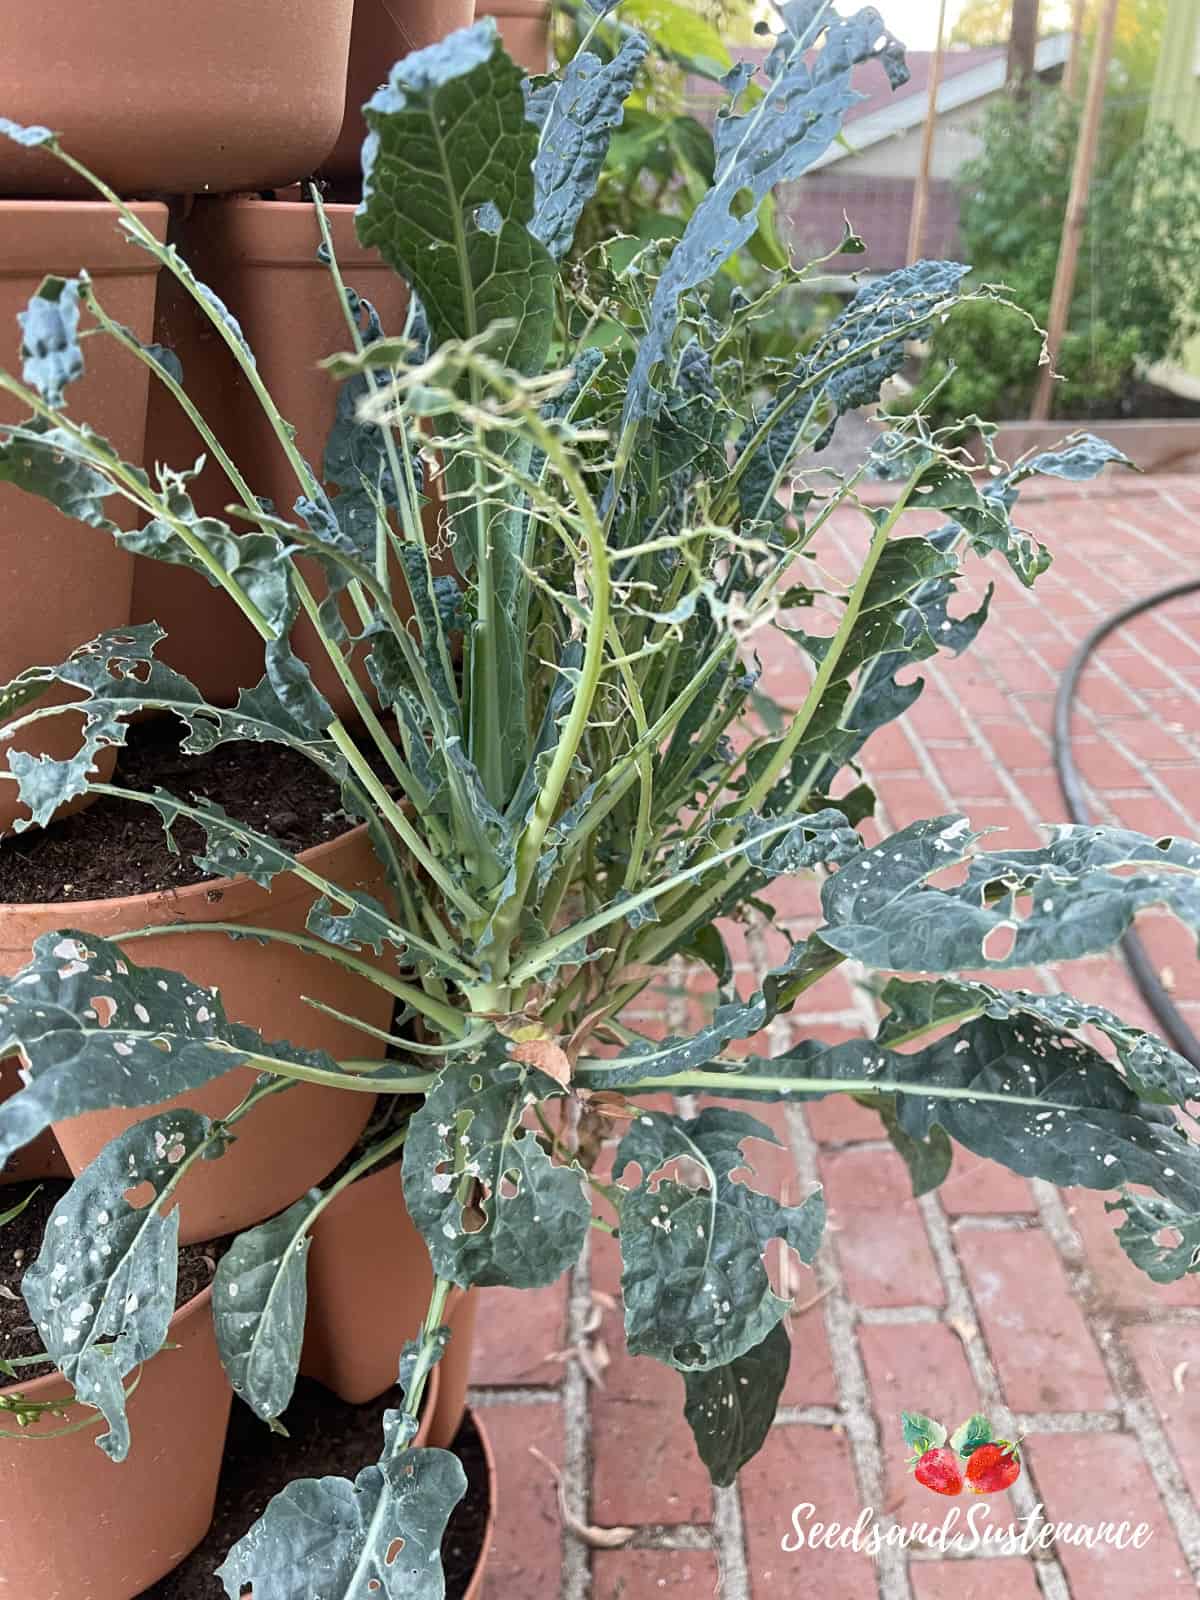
top-left (952, 0), bottom-right (1165, 82)
top-left (904, 86), bottom-right (1200, 422)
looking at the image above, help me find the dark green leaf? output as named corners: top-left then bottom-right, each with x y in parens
top-left (403, 1051), bottom-right (590, 1288)
top-left (615, 1107), bottom-right (824, 1371)
top-left (0, 931), bottom-right (331, 1173)
top-left (879, 976), bottom-right (1200, 1104)
top-left (878, 1100), bottom-right (951, 1197)
top-left (682, 1319), bottom-right (791, 1486)
top-left (1108, 1190), bottom-right (1200, 1284)
top-left (527, 33), bottom-right (649, 261)
top-left (817, 815), bottom-right (1200, 974)
top-left (358, 21), bottom-right (556, 375)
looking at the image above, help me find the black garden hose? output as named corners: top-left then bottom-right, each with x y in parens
top-left (1053, 576), bottom-right (1200, 1069)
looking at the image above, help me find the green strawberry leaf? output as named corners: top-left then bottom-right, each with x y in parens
top-left (902, 1411), bottom-right (947, 1454)
top-left (949, 1414), bottom-right (993, 1458)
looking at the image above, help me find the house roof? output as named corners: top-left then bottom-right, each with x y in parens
top-left (807, 31), bottom-right (1072, 168)
top-left (686, 32), bottom-right (1071, 166)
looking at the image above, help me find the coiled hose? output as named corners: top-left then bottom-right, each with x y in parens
top-left (1052, 577), bottom-right (1200, 1069)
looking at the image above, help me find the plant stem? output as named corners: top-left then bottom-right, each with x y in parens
top-left (115, 919), bottom-right (467, 1034)
top-left (575, 1066), bottom-right (1078, 1115)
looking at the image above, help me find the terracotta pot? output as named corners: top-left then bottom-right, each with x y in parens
top-left (0, 202), bottom-right (167, 836)
top-left (0, 822), bottom-right (393, 1243)
top-left (0, 1), bottom-right (355, 198)
top-left (300, 1158), bottom-right (478, 1447)
top-left (321, 0), bottom-right (479, 190)
top-left (0, 1285), bottom-right (232, 1598)
top-left (432, 1284), bottom-right (480, 1452)
top-left (0, 1058), bottom-right (70, 1183)
top-left (134, 196), bottom-right (447, 713)
top-left (461, 1407), bottom-right (498, 1600)
top-left (475, 0), bottom-right (549, 73)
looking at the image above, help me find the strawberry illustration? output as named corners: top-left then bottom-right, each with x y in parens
top-left (965, 1439), bottom-right (1022, 1494)
top-left (913, 1445), bottom-right (965, 1496)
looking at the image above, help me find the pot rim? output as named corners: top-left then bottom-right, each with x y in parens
top-left (0, 1281), bottom-right (214, 1410)
top-left (0, 817), bottom-right (380, 927)
top-left (461, 1404), bottom-right (498, 1600)
top-left (476, 0), bottom-right (548, 14)
top-left (0, 201), bottom-right (168, 277)
top-left (190, 195), bottom-right (394, 272)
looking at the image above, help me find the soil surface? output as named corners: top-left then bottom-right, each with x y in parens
top-left (139, 1391), bottom-right (490, 1599)
top-left (0, 716), bottom-right (373, 904)
top-left (0, 1178), bottom-right (223, 1381)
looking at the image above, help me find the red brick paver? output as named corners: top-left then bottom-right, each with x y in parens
top-left (471, 476), bottom-right (1200, 1598)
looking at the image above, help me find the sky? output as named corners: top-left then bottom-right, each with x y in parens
top-left (888, 0), bottom-right (969, 49)
top-left (880, 0), bottom-right (1078, 48)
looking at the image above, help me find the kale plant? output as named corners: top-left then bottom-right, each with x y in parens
top-left (0, 7), bottom-right (1197, 1592)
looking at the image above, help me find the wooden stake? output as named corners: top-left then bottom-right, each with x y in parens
top-left (1063, 0), bottom-right (1088, 98)
top-left (906, 0), bottom-right (948, 266)
top-left (1030, 0), bottom-right (1120, 421)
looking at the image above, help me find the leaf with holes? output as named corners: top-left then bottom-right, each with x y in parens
top-left (216, 1434), bottom-right (466, 1599)
top-left (213, 1192), bottom-right (323, 1427)
top-left (1108, 1190), bottom-right (1200, 1284)
top-left (682, 1319), bottom-right (791, 1486)
top-left (878, 976), bottom-right (1200, 1104)
top-left (0, 625), bottom-right (340, 829)
top-left (742, 1017), bottom-right (1200, 1246)
top-left (816, 815), bottom-right (1200, 974)
top-left (0, 419), bottom-right (129, 529)
top-left (526, 32), bottom-right (649, 261)
top-left (22, 1109), bottom-right (216, 1460)
top-left (0, 931), bottom-right (337, 1173)
top-left (614, 1107), bottom-right (824, 1371)
top-left (402, 1052), bottom-right (590, 1288)
top-left (624, 2), bottom-right (906, 423)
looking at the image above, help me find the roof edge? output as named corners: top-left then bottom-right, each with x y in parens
top-left (809, 31), bottom-right (1072, 170)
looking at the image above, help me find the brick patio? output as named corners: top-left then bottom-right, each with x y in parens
top-left (468, 473), bottom-right (1200, 1599)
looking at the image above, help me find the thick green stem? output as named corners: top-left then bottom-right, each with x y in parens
top-left (481, 424), bottom-right (613, 972)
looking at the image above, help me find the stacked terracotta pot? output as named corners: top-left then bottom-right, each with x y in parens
top-left (475, 0), bottom-right (552, 74)
top-left (0, 4), bottom-right (482, 1595)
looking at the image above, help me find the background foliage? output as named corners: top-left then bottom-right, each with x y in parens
top-left (905, 89), bottom-right (1200, 424)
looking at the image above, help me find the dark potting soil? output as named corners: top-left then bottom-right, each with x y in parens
top-left (0, 1178), bottom-right (225, 1381)
top-left (138, 1390), bottom-right (491, 1600)
top-left (0, 716), bottom-right (389, 904)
